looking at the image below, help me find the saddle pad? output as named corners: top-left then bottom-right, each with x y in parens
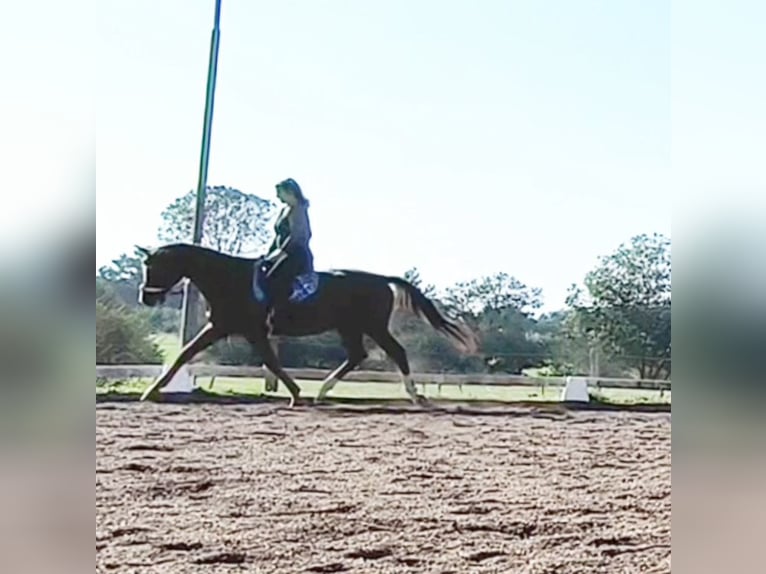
top-left (252, 263), bottom-right (319, 303)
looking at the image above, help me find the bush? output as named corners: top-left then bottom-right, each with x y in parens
top-left (142, 307), bottom-right (181, 333)
top-left (96, 285), bottom-right (164, 364)
top-left (204, 337), bottom-right (263, 365)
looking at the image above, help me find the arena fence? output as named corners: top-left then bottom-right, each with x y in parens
top-left (96, 364), bottom-right (671, 400)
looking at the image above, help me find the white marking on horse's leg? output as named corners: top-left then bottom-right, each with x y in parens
top-left (315, 359), bottom-right (354, 402)
top-left (317, 377), bottom-right (340, 401)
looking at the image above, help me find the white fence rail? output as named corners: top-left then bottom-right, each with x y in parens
top-left (95, 364), bottom-right (671, 392)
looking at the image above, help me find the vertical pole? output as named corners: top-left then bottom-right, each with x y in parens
top-left (180, 0), bottom-right (223, 345)
top-left (588, 346), bottom-right (599, 378)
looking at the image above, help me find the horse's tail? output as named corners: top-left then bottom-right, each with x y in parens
top-left (387, 277), bottom-right (479, 354)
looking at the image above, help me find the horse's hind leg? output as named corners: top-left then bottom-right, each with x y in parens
top-left (316, 330), bottom-right (367, 403)
top-left (367, 329), bottom-right (426, 405)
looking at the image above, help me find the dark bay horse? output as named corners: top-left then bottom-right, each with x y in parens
top-left (137, 243), bottom-right (478, 406)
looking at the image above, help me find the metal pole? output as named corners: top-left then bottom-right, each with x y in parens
top-left (180, 0), bottom-right (223, 345)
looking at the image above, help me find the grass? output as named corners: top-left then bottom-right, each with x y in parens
top-left (138, 332), bottom-right (670, 406)
top-left (97, 375), bottom-right (670, 405)
top-left (151, 332), bottom-right (181, 363)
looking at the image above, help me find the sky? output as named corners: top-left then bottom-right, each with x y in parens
top-left (96, 0), bottom-right (674, 312)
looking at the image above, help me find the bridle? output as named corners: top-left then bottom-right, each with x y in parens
top-left (139, 279), bottom-right (188, 296)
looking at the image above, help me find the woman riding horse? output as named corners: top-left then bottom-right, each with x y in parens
top-left (261, 178), bottom-right (314, 321)
top-left (137, 242), bottom-right (479, 406)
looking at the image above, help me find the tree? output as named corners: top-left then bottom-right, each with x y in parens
top-left (531, 310), bottom-right (584, 376)
top-left (96, 280), bottom-right (164, 364)
top-left (158, 185), bottom-right (277, 255)
top-left (96, 248), bottom-right (146, 307)
top-left (388, 268), bottom-right (479, 373)
top-left (473, 306), bottom-right (549, 373)
top-left (403, 267), bottom-right (437, 298)
top-left (441, 272), bottom-right (543, 319)
top-left (393, 267), bottom-right (440, 331)
top-left (97, 249), bottom-right (182, 330)
top-left (548, 306), bottom-right (627, 377)
top-left (567, 233), bottom-right (671, 379)
top-left (433, 272), bottom-right (547, 373)
top-left (97, 251), bottom-right (143, 283)
top-left (97, 249), bottom-right (138, 308)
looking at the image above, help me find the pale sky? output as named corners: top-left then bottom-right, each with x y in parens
top-left (97, 0), bottom-right (673, 311)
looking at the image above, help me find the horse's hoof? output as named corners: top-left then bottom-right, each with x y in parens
top-left (415, 394), bottom-right (432, 407)
top-left (288, 396), bottom-right (302, 408)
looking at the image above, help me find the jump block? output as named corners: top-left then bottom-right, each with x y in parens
top-left (160, 365), bottom-right (195, 393)
top-left (561, 376), bottom-right (590, 402)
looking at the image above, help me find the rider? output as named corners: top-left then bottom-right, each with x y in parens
top-left (261, 178), bottom-right (315, 320)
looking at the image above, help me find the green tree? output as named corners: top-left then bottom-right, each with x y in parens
top-left (96, 280), bottom-right (164, 364)
top-left (389, 268), bottom-right (478, 373)
top-left (567, 233), bottom-right (671, 379)
top-left (431, 272), bottom-right (547, 373)
top-left (531, 310), bottom-right (583, 376)
top-left (158, 185), bottom-right (277, 255)
top-left (97, 248), bottom-right (145, 307)
top-left (97, 248), bottom-right (182, 329)
top-left (474, 307), bottom-right (549, 373)
top-left (441, 272), bottom-right (543, 319)
top-left (97, 251), bottom-right (143, 283)
top-left (545, 307), bottom-right (625, 377)
top-left (403, 267), bottom-right (437, 298)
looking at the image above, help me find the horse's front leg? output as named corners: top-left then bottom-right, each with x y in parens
top-left (140, 323), bottom-right (225, 401)
top-left (246, 332), bottom-right (303, 407)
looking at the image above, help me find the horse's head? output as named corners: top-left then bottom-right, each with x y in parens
top-left (136, 245), bottom-right (185, 307)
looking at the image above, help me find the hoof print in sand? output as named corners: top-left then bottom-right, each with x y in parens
top-left (344, 547), bottom-right (393, 560)
top-left (192, 551), bottom-right (246, 564)
top-left (306, 562), bottom-right (349, 573)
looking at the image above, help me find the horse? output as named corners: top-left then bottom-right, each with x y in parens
top-left (136, 243), bottom-right (479, 406)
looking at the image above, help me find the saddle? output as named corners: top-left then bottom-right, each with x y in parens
top-left (251, 262), bottom-right (319, 304)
